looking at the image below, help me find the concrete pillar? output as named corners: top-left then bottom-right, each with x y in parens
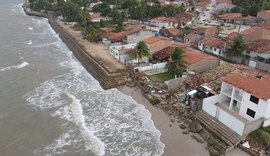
top-left (229, 87), bottom-right (235, 110)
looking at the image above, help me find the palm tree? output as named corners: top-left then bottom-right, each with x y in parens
top-left (166, 48), bottom-right (187, 78)
top-left (225, 38), bottom-right (247, 58)
top-left (132, 41), bottom-right (151, 65)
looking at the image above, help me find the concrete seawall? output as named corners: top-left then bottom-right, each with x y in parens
top-left (22, 4), bottom-right (127, 89)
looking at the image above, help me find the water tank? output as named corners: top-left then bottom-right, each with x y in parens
top-left (154, 32), bottom-right (159, 36)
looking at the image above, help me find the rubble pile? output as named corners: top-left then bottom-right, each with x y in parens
top-left (181, 64), bottom-right (267, 92)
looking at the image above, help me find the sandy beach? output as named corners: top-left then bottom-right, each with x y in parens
top-left (118, 85), bottom-right (250, 156)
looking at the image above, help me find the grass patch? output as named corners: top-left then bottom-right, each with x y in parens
top-left (248, 126), bottom-right (270, 148)
top-left (147, 72), bottom-right (174, 82)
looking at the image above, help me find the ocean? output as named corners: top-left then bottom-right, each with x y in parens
top-left (0, 0), bottom-right (164, 155)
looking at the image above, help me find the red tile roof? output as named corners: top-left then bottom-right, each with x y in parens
top-left (257, 10), bottom-right (270, 19)
top-left (197, 26), bottom-right (220, 36)
top-left (239, 26), bottom-right (261, 35)
top-left (184, 48), bottom-right (218, 65)
top-left (106, 24), bottom-right (142, 42)
top-left (226, 32), bottom-right (238, 41)
top-left (175, 12), bottom-right (197, 23)
top-left (218, 13), bottom-right (242, 20)
top-left (223, 74), bottom-right (270, 100)
top-left (200, 37), bottom-right (226, 48)
top-left (143, 36), bottom-right (168, 44)
top-left (153, 46), bottom-right (218, 66)
top-left (185, 32), bottom-right (196, 39)
top-left (247, 39), bottom-right (270, 54)
top-left (150, 16), bottom-right (169, 22)
top-left (166, 28), bottom-right (180, 36)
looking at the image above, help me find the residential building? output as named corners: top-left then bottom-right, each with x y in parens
top-left (197, 26), bottom-right (220, 37)
top-left (152, 47), bottom-right (220, 73)
top-left (198, 37), bottom-right (226, 56)
top-left (202, 74), bottom-right (270, 136)
top-left (102, 23), bottom-right (143, 46)
top-left (175, 12), bottom-right (198, 27)
top-left (247, 39), bottom-right (270, 72)
top-left (160, 27), bottom-right (182, 41)
top-left (238, 26), bottom-right (270, 42)
top-left (149, 16), bottom-right (178, 28)
top-left (109, 43), bottom-right (137, 64)
top-left (257, 10), bottom-right (270, 23)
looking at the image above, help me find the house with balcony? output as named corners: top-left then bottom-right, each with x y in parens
top-left (202, 74), bottom-right (270, 136)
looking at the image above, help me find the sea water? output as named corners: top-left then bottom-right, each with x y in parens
top-left (0, 1), bottom-right (164, 155)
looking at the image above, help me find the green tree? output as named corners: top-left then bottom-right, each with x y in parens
top-left (166, 48), bottom-right (187, 77)
top-left (225, 38), bottom-right (247, 58)
top-left (62, 1), bottom-right (80, 22)
top-left (82, 23), bottom-right (100, 41)
top-left (132, 41), bottom-right (151, 64)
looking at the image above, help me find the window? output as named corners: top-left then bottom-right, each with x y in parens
top-left (246, 108), bottom-right (256, 118)
top-left (250, 95), bottom-right (259, 104)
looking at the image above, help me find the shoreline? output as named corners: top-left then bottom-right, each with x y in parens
top-left (117, 85), bottom-right (251, 156)
top-left (22, 2), bottom-right (127, 90)
top-left (21, 2), bottom-right (250, 156)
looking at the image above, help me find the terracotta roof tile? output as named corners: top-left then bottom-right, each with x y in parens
top-left (197, 26), bottom-right (220, 36)
top-left (106, 24), bottom-right (142, 42)
top-left (247, 39), bottom-right (270, 54)
top-left (223, 74), bottom-right (270, 100)
top-left (185, 31), bottom-right (196, 39)
top-left (226, 32), bottom-right (238, 41)
top-left (218, 13), bottom-right (242, 20)
top-left (239, 26), bottom-right (261, 35)
top-left (166, 28), bottom-right (180, 36)
top-left (143, 36), bottom-right (168, 44)
top-left (200, 37), bottom-right (226, 48)
top-left (150, 16), bottom-right (169, 22)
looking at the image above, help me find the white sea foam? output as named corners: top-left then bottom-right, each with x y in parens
top-left (66, 93), bottom-right (105, 156)
top-left (24, 16), bottom-right (164, 156)
top-left (28, 27), bottom-right (33, 31)
top-left (27, 40), bottom-right (32, 45)
top-left (0, 61), bottom-right (29, 72)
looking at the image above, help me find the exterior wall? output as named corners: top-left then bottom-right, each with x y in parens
top-left (134, 62), bottom-right (167, 72)
top-left (218, 108), bottom-right (246, 135)
top-left (150, 21), bottom-right (169, 28)
top-left (126, 30), bottom-right (156, 44)
top-left (213, 47), bottom-right (223, 56)
top-left (239, 92), bottom-right (270, 121)
top-left (188, 59), bottom-right (220, 73)
top-left (198, 43), bottom-right (204, 51)
top-left (202, 94), bottom-right (246, 135)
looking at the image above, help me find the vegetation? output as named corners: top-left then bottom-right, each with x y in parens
top-left (231, 0), bottom-right (270, 16)
top-left (248, 126), bottom-right (270, 150)
top-left (225, 38), bottom-right (247, 58)
top-left (166, 48), bottom-right (187, 78)
top-left (132, 41), bottom-right (151, 64)
top-left (147, 72), bottom-right (175, 82)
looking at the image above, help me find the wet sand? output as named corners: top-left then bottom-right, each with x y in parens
top-left (118, 85), bottom-right (250, 156)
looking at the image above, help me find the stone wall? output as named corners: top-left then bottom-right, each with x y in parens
top-left (23, 4), bottom-right (127, 89)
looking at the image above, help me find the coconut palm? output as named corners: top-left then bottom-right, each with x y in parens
top-left (166, 48), bottom-right (187, 77)
top-left (225, 38), bottom-right (247, 58)
top-left (132, 41), bottom-right (151, 64)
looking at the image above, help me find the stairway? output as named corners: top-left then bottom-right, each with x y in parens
top-left (193, 110), bottom-right (242, 152)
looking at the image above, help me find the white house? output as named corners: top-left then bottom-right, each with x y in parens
top-left (202, 74), bottom-right (270, 136)
top-left (247, 39), bottom-right (270, 72)
top-left (109, 43), bottom-right (136, 64)
top-left (109, 43), bottom-right (149, 65)
top-left (149, 16), bottom-right (178, 28)
top-left (198, 37), bottom-right (226, 56)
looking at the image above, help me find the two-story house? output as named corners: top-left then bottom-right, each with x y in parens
top-left (202, 74), bottom-right (270, 136)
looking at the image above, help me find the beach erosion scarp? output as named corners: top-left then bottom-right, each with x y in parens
top-left (22, 2), bottom-right (127, 90)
